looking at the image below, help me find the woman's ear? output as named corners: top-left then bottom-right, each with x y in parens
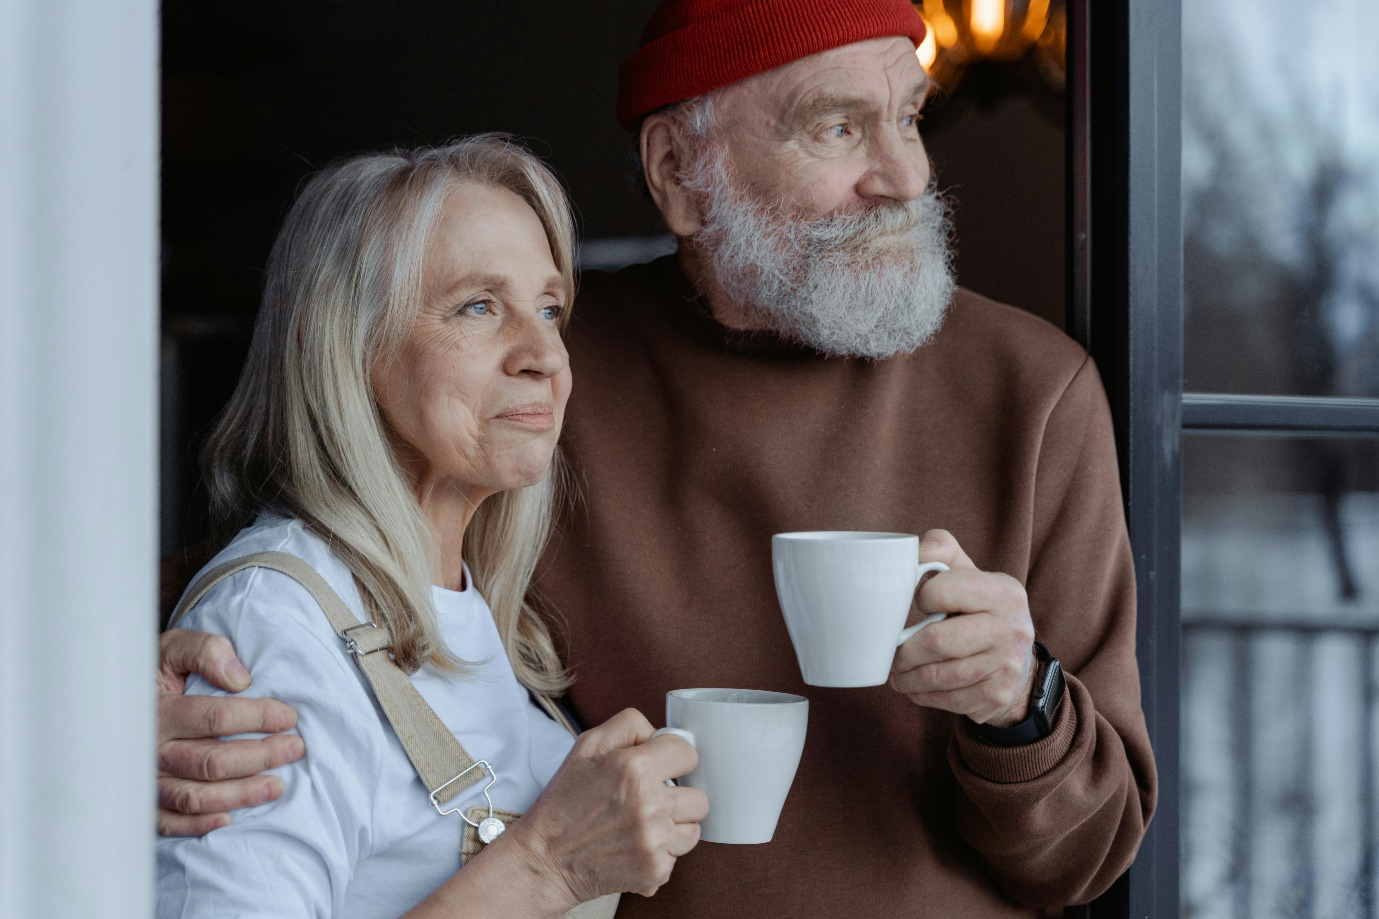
top-left (640, 115), bottom-right (701, 238)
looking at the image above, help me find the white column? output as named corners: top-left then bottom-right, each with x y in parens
top-left (0, 0), bottom-right (158, 915)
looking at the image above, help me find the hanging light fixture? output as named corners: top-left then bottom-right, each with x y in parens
top-left (913, 0), bottom-right (1066, 92)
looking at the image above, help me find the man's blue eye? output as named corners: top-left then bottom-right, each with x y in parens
top-left (461, 300), bottom-right (492, 316)
top-left (828, 124), bottom-right (848, 139)
top-left (539, 304), bottom-right (564, 321)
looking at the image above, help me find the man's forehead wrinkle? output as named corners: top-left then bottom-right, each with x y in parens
top-left (721, 36), bottom-right (925, 134)
top-left (790, 91), bottom-right (877, 130)
top-left (889, 62), bottom-right (929, 95)
top-left (774, 64), bottom-right (880, 131)
top-left (784, 76), bottom-right (927, 133)
top-left (879, 37), bottom-right (925, 73)
top-left (875, 36), bottom-right (929, 94)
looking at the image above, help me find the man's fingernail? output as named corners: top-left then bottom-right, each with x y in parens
top-left (920, 538), bottom-right (940, 550)
top-left (261, 779), bottom-right (283, 803)
top-left (287, 738), bottom-right (306, 760)
top-left (227, 659), bottom-right (251, 687)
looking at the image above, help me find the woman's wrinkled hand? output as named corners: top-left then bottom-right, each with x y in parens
top-left (503, 707), bottom-right (708, 908)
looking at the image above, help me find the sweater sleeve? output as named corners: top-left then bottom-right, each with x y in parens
top-left (156, 568), bottom-right (387, 919)
top-left (946, 356), bottom-right (1158, 908)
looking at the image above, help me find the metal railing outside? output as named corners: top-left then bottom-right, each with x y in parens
top-left (1183, 613), bottom-right (1379, 919)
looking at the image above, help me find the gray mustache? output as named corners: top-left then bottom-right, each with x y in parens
top-left (795, 196), bottom-right (936, 252)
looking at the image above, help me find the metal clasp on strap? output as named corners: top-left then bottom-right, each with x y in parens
top-left (342, 620), bottom-right (391, 657)
top-left (431, 760), bottom-right (507, 843)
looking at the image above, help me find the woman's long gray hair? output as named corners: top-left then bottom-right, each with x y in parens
top-left (202, 135), bottom-right (575, 691)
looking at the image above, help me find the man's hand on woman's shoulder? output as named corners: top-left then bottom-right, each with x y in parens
top-left (156, 628), bottom-right (304, 836)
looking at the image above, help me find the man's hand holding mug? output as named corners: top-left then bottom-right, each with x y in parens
top-left (773, 528), bottom-right (1036, 728)
top-left (889, 529), bottom-right (1037, 728)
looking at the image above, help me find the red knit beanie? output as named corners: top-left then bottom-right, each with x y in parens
top-left (616, 0), bottom-right (927, 131)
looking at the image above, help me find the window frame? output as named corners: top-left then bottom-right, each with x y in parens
top-left (1072, 1), bottom-right (1379, 916)
top-left (1070, 0), bottom-right (1184, 914)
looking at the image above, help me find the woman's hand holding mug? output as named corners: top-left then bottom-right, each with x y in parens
top-left (500, 707), bottom-right (708, 909)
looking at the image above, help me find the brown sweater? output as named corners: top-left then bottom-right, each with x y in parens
top-left (538, 255), bottom-right (1156, 917)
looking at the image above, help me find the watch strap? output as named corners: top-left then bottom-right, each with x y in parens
top-left (970, 641), bottom-right (1065, 747)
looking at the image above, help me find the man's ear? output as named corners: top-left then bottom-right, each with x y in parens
top-left (640, 115), bottom-right (701, 237)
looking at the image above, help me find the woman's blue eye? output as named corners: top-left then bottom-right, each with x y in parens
top-left (828, 124), bottom-right (848, 139)
top-left (461, 300), bottom-right (492, 316)
top-left (539, 304), bottom-right (565, 321)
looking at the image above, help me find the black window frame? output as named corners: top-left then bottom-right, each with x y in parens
top-left (1070, 1), bottom-right (1379, 917)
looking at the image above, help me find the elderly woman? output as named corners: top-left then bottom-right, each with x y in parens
top-left (157, 136), bottom-right (706, 918)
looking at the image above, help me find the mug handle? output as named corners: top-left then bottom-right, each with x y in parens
top-left (896, 561), bottom-right (950, 647)
top-left (649, 727), bottom-right (697, 787)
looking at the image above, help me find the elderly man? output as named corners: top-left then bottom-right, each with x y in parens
top-left (156, 0), bottom-right (1155, 914)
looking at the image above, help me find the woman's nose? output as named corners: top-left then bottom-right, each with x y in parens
top-left (505, 316), bottom-right (568, 379)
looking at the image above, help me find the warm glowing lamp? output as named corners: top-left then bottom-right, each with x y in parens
top-left (969, 0), bottom-right (1006, 52)
top-left (912, 0), bottom-right (1064, 91)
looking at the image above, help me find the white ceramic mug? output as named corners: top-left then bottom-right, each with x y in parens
top-left (649, 688), bottom-right (808, 844)
top-left (772, 531), bottom-right (950, 687)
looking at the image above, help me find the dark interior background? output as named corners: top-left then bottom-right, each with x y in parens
top-left (161, 1), bottom-right (1066, 551)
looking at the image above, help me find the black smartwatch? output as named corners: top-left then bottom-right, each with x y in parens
top-left (970, 641), bottom-right (1065, 747)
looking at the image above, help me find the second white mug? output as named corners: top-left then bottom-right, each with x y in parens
top-left (650, 688), bottom-right (808, 844)
top-left (772, 531), bottom-right (949, 687)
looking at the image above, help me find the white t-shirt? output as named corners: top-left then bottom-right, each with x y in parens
top-left (156, 515), bottom-right (576, 918)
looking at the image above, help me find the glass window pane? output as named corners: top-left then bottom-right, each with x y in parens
top-left (1182, 0), bottom-right (1379, 397)
top-left (1181, 436), bottom-right (1379, 918)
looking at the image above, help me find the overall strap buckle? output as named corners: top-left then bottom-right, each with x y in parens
top-left (342, 620), bottom-right (392, 657)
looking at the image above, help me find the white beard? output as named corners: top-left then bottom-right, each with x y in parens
top-left (683, 144), bottom-right (956, 360)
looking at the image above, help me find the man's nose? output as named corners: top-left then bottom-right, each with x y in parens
top-left (857, 130), bottom-right (930, 203)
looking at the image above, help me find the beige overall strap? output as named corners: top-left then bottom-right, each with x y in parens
top-left (171, 551), bottom-right (622, 919)
top-left (169, 550), bottom-right (484, 805)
